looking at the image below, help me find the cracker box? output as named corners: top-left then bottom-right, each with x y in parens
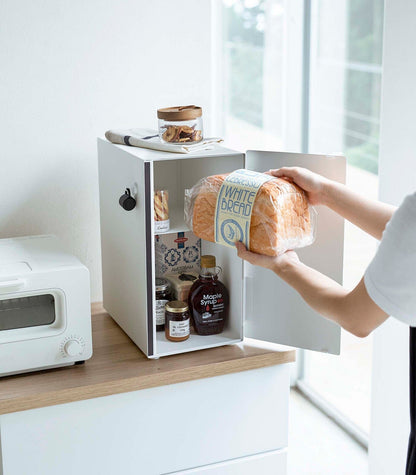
top-left (165, 271), bottom-right (199, 301)
top-left (155, 231), bottom-right (201, 276)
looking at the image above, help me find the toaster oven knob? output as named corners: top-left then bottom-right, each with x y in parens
top-left (64, 339), bottom-right (83, 357)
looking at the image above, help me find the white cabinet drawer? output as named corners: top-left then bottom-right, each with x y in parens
top-left (0, 365), bottom-right (290, 475)
top-left (167, 449), bottom-right (287, 474)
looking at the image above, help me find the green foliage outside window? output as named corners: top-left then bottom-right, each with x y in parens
top-left (345, 0), bottom-right (384, 174)
top-left (223, 0), bottom-right (384, 174)
top-left (223, 0), bottom-right (265, 127)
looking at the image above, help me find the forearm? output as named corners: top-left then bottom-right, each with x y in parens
top-left (322, 181), bottom-right (396, 240)
top-left (274, 260), bottom-right (387, 337)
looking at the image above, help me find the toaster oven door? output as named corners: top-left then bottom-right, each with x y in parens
top-left (0, 288), bottom-right (66, 342)
top-left (0, 293), bottom-right (56, 330)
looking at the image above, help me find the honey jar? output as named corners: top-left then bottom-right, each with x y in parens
top-left (165, 301), bottom-right (190, 342)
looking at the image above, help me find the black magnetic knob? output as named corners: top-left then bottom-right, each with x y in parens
top-left (119, 188), bottom-right (136, 211)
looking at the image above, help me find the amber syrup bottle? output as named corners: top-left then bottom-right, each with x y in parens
top-left (188, 255), bottom-right (229, 335)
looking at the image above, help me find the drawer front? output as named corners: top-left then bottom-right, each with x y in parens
top-left (167, 449), bottom-right (287, 474)
top-left (0, 365), bottom-right (290, 475)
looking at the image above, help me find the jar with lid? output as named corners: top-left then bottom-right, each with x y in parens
top-left (157, 105), bottom-right (203, 144)
top-left (165, 300), bottom-right (190, 342)
top-left (155, 278), bottom-right (172, 331)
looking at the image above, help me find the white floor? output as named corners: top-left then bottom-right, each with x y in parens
top-left (288, 389), bottom-right (368, 475)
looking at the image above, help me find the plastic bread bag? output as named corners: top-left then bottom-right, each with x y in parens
top-left (184, 169), bottom-right (317, 257)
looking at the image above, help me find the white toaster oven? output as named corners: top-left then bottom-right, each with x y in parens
top-left (0, 235), bottom-right (92, 377)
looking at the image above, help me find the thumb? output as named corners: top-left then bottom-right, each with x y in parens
top-left (268, 168), bottom-right (285, 177)
top-left (234, 241), bottom-right (260, 266)
top-left (268, 167), bottom-right (297, 180)
top-left (234, 241), bottom-right (245, 251)
top-left (234, 241), bottom-right (249, 258)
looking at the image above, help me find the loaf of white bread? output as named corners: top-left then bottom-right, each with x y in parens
top-left (185, 173), bottom-right (315, 256)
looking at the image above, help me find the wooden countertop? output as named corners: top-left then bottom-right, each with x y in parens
top-left (0, 306), bottom-right (295, 415)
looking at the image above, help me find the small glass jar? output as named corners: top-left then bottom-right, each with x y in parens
top-left (157, 105), bottom-right (203, 144)
top-left (155, 278), bottom-right (172, 332)
top-left (165, 300), bottom-right (190, 342)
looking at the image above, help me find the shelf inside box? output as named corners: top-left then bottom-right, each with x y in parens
top-left (153, 154), bottom-right (245, 237)
top-left (152, 155), bottom-right (246, 358)
top-left (154, 206), bottom-right (189, 235)
top-left (154, 234), bottom-right (244, 358)
top-left (154, 331), bottom-right (242, 358)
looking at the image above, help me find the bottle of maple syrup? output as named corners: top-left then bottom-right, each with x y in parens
top-left (188, 255), bottom-right (229, 335)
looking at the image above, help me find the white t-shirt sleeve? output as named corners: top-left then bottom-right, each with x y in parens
top-left (364, 192), bottom-right (416, 326)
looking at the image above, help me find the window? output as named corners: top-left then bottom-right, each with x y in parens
top-left (221, 0), bottom-right (304, 152)
top-left (220, 0), bottom-right (384, 445)
top-left (303, 0), bottom-right (383, 441)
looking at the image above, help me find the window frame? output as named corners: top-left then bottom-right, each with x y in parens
top-left (214, 0), bottom-right (382, 450)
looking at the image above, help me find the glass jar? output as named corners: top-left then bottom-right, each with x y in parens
top-left (165, 300), bottom-right (190, 342)
top-left (155, 278), bottom-right (172, 332)
top-left (157, 105), bottom-right (203, 144)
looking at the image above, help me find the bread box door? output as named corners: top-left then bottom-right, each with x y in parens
top-left (243, 151), bottom-right (345, 354)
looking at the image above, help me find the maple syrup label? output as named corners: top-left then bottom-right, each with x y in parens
top-left (199, 293), bottom-right (225, 321)
top-left (214, 169), bottom-right (273, 249)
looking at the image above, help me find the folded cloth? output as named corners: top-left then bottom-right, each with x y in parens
top-left (105, 128), bottom-right (224, 154)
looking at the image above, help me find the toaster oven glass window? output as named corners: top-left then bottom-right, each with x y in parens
top-left (0, 294), bottom-right (56, 331)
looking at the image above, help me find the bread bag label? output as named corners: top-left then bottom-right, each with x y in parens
top-left (214, 169), bottom-right (273, 248)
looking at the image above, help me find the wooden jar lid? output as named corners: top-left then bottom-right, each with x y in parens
top-left (157, 105), bottom-right (202, 121)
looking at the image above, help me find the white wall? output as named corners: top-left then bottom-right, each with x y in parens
top-left (369, 0), bottom-right (416, 472)
top-left (0, 0), bottom-right (212, 301)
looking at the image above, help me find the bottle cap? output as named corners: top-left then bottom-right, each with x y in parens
top-left (165, 300), bottom-right (188, 313)
top-left (156, 278), bottom-right (170, 292)
top-left (201, 255), bottom-right (216, 268)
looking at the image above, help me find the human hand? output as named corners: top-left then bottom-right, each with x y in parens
top-left (235, 241), bottom-right (300, 274)
top-left (266, 166), bottom-right (330, 206)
